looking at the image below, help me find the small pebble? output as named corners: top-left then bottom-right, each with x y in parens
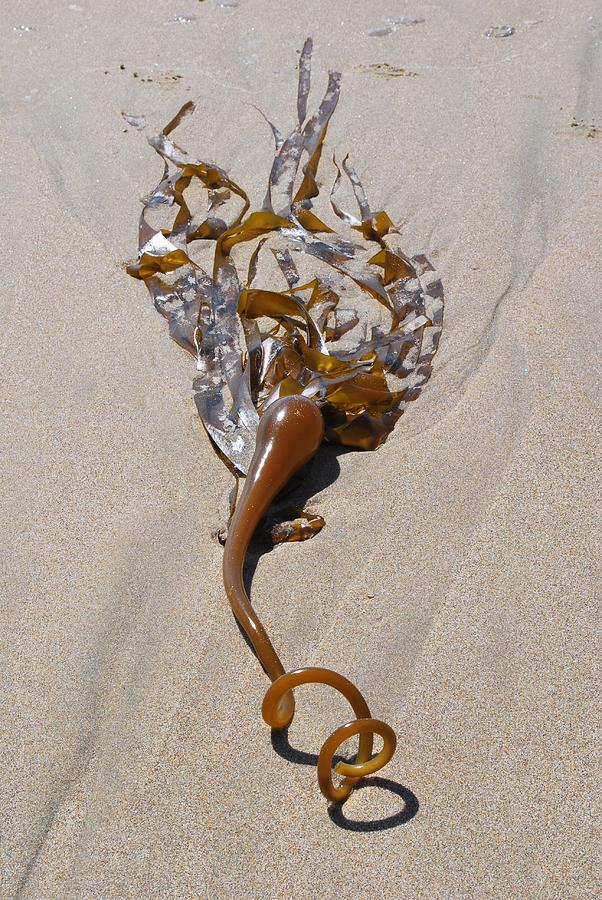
top-left (368, 26), bottom-right (395, 37)
top-left (385, 15), bottom-right (425, 26)
top-left (483, 25), bottom-right (515, 38)
top-left (122, 113), bottom-right (146, 129)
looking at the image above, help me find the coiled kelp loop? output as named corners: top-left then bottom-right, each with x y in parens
top-left (263, 667), bottom-right (397, 803)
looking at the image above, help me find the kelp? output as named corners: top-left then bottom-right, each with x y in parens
top-left (128, 40), bottom-right (443, 805)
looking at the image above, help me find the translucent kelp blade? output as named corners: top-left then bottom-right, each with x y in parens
top-left (325, 407), bottom-right (403, 450)
top-left (129, 130), bottom-right (257, 474)
top-left (148, 270), bottom-right (204, 358)
top-left (281, 226), bottom-right (392, 310)
top-left (251, 105), bottom-right (284, 152)
top-left (293, 70), bottom-right (340, 208)
top-left (267, 39), bottom-right (341, 218)
top-left (325, 309), bottom-right (359, 342)
top-left (272, 248), bottom-right (300, 288)
top-left (341, 155), bottom-right (371, 221)
top-left (291, 206), bottom-right (334, 234)
top-left (353, 210), bottom-right (397, 244)
top-left (267, 129), bottom-right (305, 218)
top-left (193, 280), bottom-right (259, 475)
top-left (297, 37), bottom-right (313, 125)
top-left (302, 69), bottom-right (341, 164)
top-left (127, 245), bottom-right (195, 280)
top-left (247, 237), bottom-right (269, 287)
top-left (330, 155), bottom-right (362, 226)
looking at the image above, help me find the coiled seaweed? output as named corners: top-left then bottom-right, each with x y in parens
top-left (128, 39), bottom-right (443, 804)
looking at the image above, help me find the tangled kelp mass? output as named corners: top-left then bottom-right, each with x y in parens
top-left (128, 40), bottom-right (443, 804)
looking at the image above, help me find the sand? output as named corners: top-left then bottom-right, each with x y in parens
top-left (1, 0), bottom-right (600, 897)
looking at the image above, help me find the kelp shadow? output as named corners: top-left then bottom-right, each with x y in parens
top-left (271, 729), bottom-right (419, 832)
top-left (328, 776), bottom-right (419, 832)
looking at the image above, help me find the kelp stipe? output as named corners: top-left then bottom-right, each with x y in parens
top-left (223, 396), bottom-right (397, 801)
top-left (128, 39), bottom-right (443, 804)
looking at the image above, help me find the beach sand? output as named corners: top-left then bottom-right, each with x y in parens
top-left (1, 0), bottom-right (600, 896)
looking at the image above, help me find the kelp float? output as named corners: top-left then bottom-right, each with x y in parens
top-left (128, 39), bottom-right (443, 804)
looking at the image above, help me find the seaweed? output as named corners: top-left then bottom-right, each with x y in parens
top-left (128, 40), bottom-right (444, 805)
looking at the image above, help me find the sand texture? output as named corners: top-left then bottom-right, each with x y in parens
top-left (1, 0), bottom-right (600, 897)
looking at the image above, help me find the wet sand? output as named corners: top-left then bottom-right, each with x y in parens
top-left (1, 1), bottom-right (600, 896)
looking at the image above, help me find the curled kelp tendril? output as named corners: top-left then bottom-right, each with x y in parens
top-left (263, 668), bottom-right (397, 803)
top-left (128, 39), bottom-right (444, 803)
